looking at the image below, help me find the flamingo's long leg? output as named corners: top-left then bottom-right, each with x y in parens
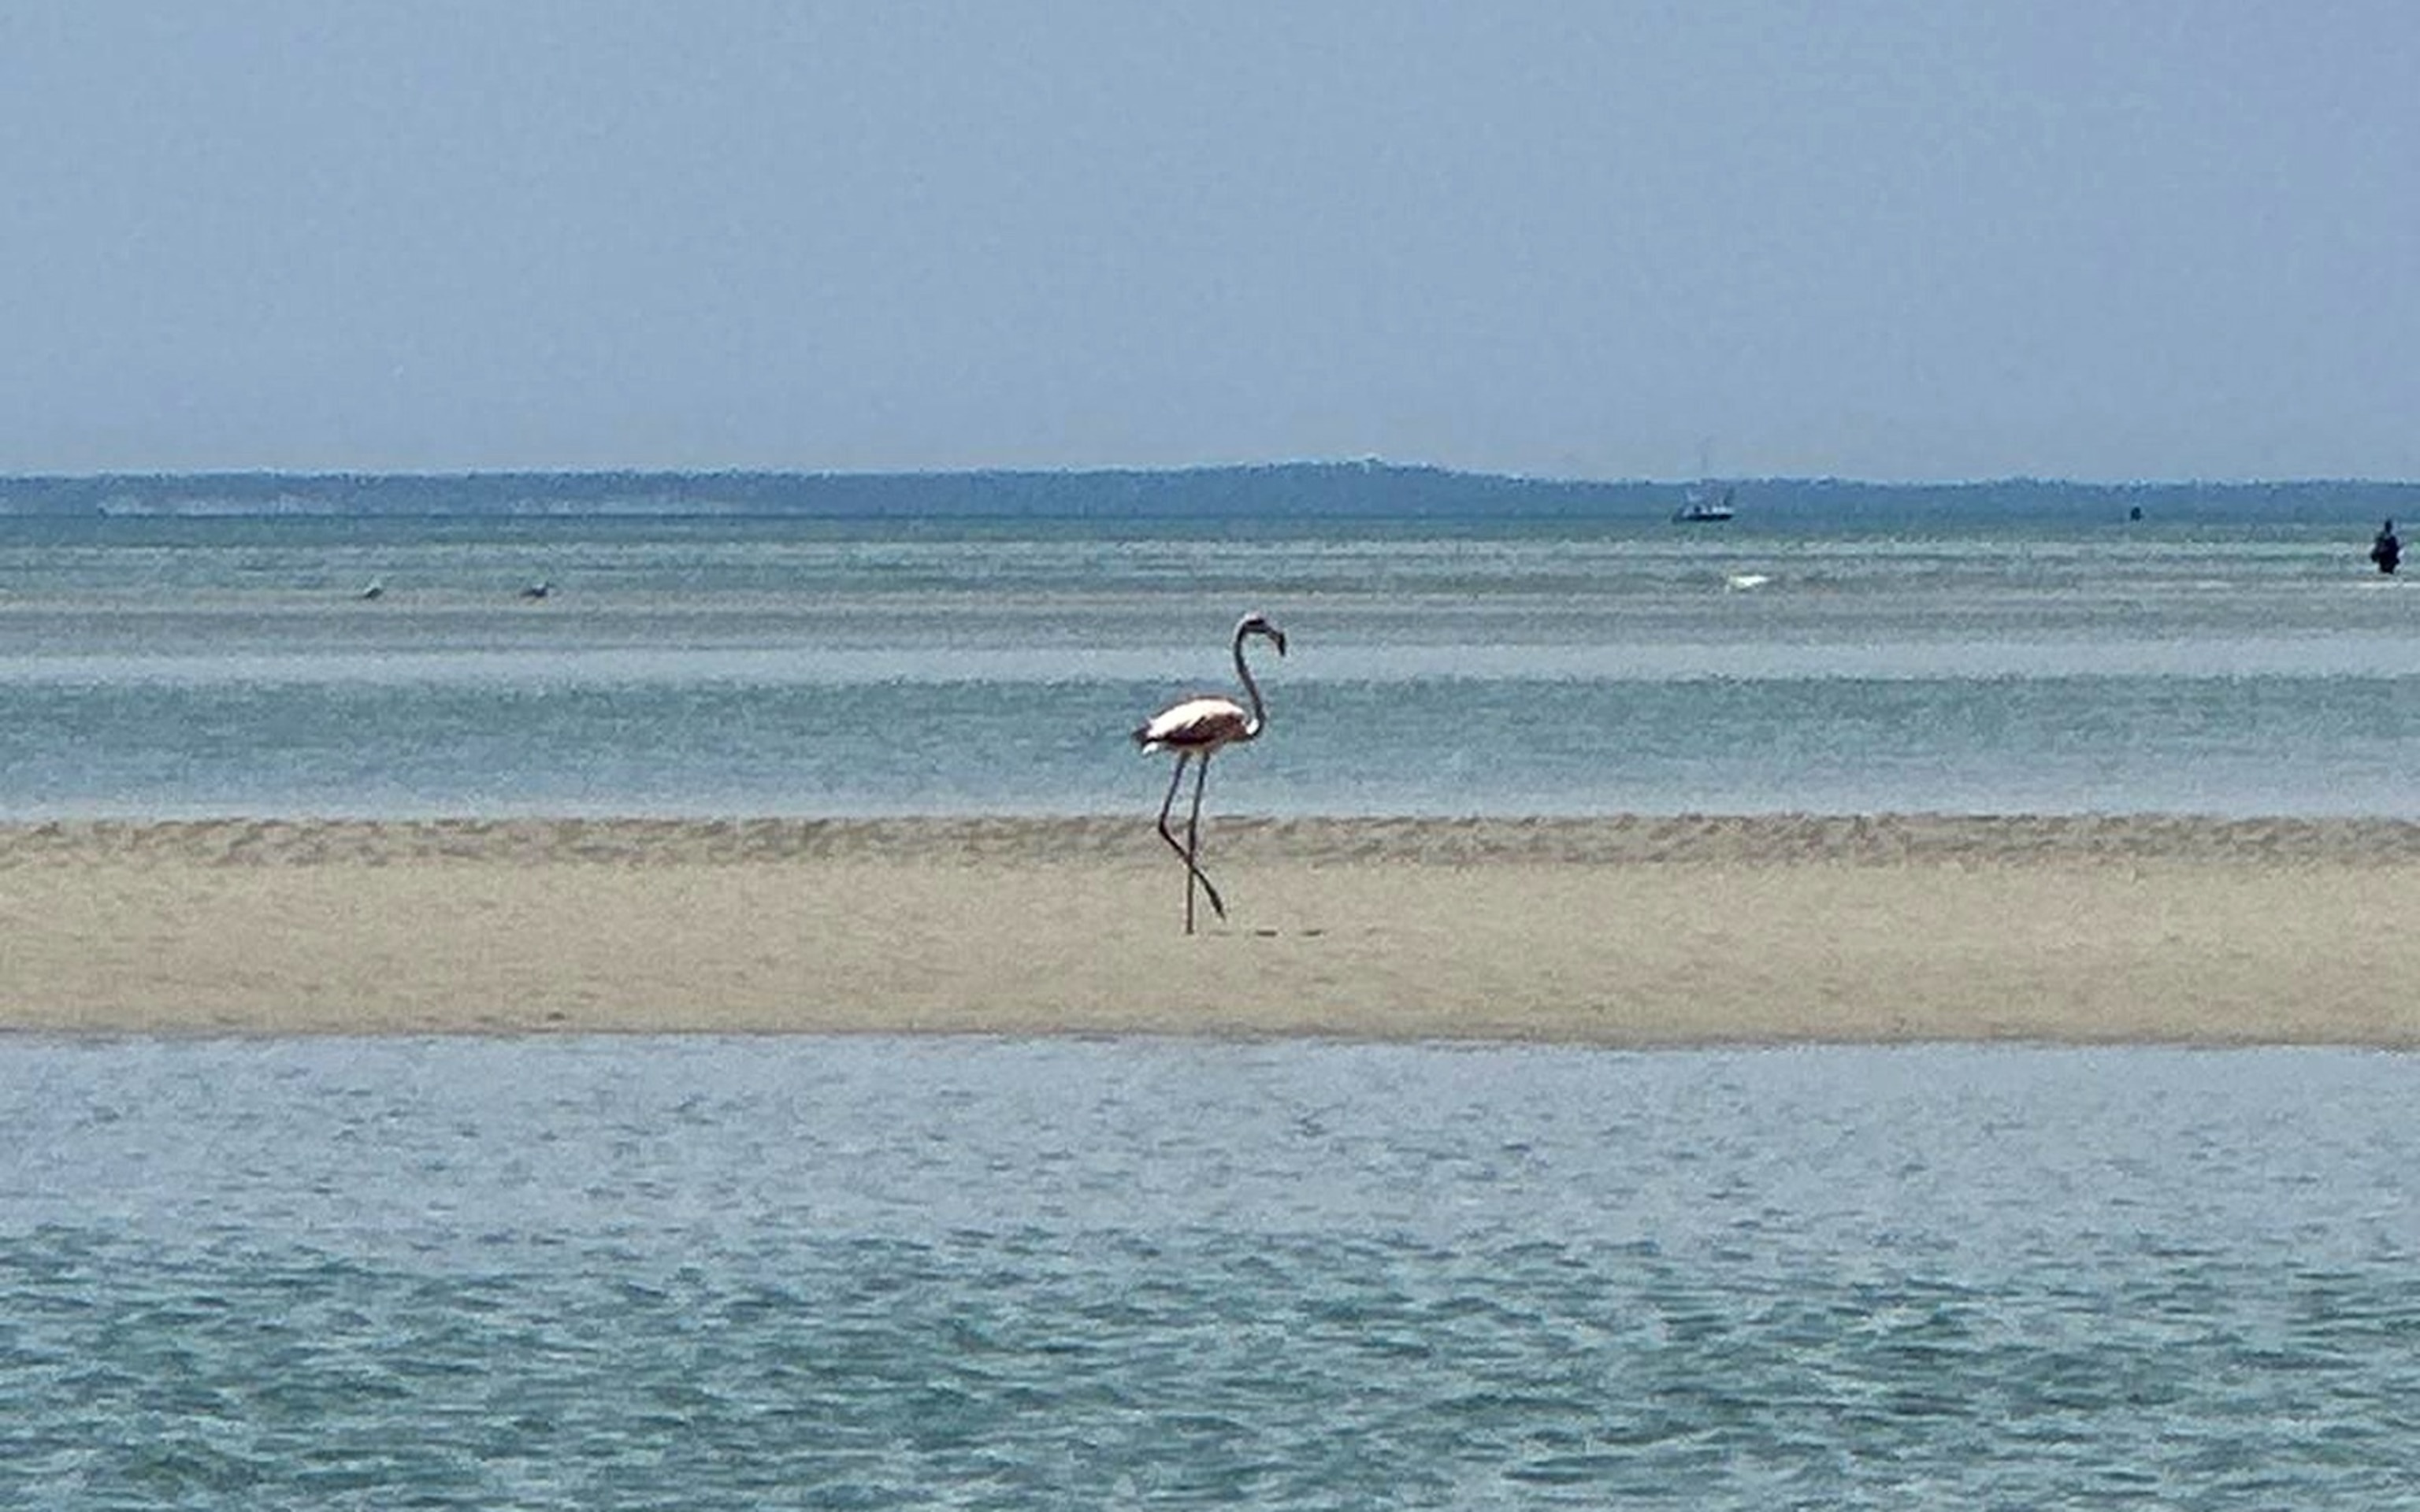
top-left (1154, 753), bottom-right (1225, 933)
top-left (1186, 754), bottom-right (1227, 925)
top-left (1169, 755), bottom-right (1197, 933)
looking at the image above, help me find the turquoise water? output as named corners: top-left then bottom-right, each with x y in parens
top-left (10, 504), bottom-right (2420, 1506)
top-left (2, 511), bottom-right (2417, 817)
top-left (6, 1038), bottom-right (2417, 1507)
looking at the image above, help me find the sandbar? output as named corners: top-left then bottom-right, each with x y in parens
top-left (2, 814), bottom-right (2415, 1044)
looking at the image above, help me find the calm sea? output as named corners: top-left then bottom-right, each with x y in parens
top-left (8, 502), bottom-right (2418, 1506)
top-left (4, 1038), bottom-right (2416, 1508)
top-left (1, 509), bottom-right (2415, 818)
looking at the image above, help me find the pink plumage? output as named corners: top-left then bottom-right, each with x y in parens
top-left (1134, 613), bottom-right (1287, 933)
top-left (1133, 696), bottom-right (1254, 754)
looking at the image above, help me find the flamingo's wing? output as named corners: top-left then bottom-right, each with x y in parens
top-left (1134, 697), bottom-right (1252, 752)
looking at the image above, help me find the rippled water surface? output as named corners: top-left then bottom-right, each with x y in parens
top-left (6, 1038), bottom-right (2417, 1507)
top-left (4, 513), bottom-right (2418, 816)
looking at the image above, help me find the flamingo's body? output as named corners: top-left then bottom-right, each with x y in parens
top-left (1134, 613), bottom-right (1286, 933)
top-left (1134, 697), bottom-right (1255, 755)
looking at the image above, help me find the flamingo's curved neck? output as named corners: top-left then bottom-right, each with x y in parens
top-left (1233, 629), bottom-right (1268, 738)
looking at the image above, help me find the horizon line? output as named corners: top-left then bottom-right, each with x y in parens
top-left (2, 461), bottom-right (2415, 490)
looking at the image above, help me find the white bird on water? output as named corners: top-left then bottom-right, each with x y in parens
top-left (1132, 612), bottom-right (1287, 934)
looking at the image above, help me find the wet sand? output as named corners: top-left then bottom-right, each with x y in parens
top-left (3, 815), bottom-right (2415, 1044)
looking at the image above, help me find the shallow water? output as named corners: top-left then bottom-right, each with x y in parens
top-left (3, 513), bottom-right (2418, 817)
top-left (6, 1038), bottom-right (2416, 1507)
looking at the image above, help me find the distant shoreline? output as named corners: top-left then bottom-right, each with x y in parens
top-left (2, 465), bottom-right (2414, 521)
top-left (6, 813), bottom-right (2415, 1045)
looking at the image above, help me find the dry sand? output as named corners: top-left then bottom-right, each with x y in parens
top-left (3, 814), bottom-right (2417, 1044)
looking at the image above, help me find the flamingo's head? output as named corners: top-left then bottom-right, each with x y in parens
top-left (1237, 612), bottom-right (1287, 657)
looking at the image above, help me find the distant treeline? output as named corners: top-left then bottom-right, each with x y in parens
top-left (1, 463), bottom-right (2414, 524)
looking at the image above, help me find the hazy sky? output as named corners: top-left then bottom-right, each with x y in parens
top-left (3, 2), bottom-right (2414, 480)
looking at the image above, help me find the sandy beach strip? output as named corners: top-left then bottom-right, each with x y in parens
top-left (3, 814), bottom-right (2417, 1045)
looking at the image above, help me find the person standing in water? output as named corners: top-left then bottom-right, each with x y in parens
top-left (2371, 519), bottom-right (2401, 575)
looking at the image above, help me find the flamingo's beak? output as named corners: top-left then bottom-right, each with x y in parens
top-left (1272, 630), bottom-right (1289, 656)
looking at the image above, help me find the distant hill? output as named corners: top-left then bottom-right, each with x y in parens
top-left (0, 463), bottom-right (2413, 524)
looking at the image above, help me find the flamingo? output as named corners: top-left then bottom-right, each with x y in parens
top-left (1132, 612), bottom-right (1288, 934)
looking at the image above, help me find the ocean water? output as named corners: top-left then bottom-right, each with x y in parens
top-left (9, 502), bottom-right (2420, 1506)
top-left (4, 1037), bottom-right (2417, 1508)
top-left (2, 510), bottom-right (2416, 817)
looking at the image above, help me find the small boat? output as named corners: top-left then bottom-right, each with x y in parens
top-left (1672, 484), bottom-right (1736, 523)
